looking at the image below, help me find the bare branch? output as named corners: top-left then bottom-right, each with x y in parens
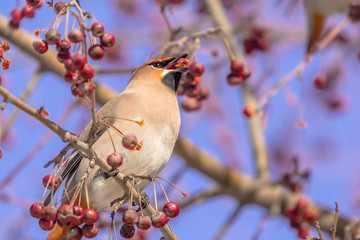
top-left (213, 204), bottom-right (243, 240)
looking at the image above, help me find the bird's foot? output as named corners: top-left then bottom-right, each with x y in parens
top-left (134, 192), bottom-right (150, 211)
top-left (104, 168), bottom-right (120, 179)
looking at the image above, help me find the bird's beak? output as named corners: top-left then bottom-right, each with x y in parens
top-left (307, 11), bottom-right (326, 53)
top-left (164, 53), bottom-right (189, 72)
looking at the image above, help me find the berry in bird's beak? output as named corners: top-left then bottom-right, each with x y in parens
top-left (165, 53), bottom-right (189, 70)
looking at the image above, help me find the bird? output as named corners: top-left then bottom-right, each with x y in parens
top-left (304, 0), bottom-right (351, 52)
top-left (47, 53), bottom-right (189, 240)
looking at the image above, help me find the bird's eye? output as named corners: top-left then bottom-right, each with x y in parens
top-left (151, 62), bottom-right (165, 69)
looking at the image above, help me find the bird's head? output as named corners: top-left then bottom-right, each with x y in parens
top-left (130, 53), bottom-right (189, 93)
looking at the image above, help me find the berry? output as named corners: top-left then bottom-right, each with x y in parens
top-left (137, 215), bottom-right (152, 230)
top-left (88, 45), bottom-right (105, 60)
top-left (26, 0), bottom-right (42, 7)
top-left (68, 29), bottom-right (84, 43)
top-left (43, 205), bottom-right (57, 221)
top-left (0, 149), bottom-right (3, 159)
top-left (297, 227), bottom-right (311, 239)
top-left (303, 210), bottom-right (316, 223)
top-left (57, 204), bottom-right (73, 224)
top-left (54, 1), bottom-right (67, 15)
top-left (122, 209), bottom-right (139, 226)
top-left (0, 48), bottom-right (3, 59)
top-left (56, 39), bottom-right (71, 53)
top-left (64, 71), bottom-right (78, 83)
top-left (45, 29), bottom-right (61, 45)
top-left (314, 75), bottom-right (328, 89)
top-left (22, 6), bottom-right (35, 18)
top-left (100, 33), bottom-right (115, 47)
top-left (30, 202), bottom-right (44, 219)
top-left (226, 73), bottom-right (243, 86)
top-left (296, 199), bottom-right (308, 210)
top-left (39, 218), bottom-right (55, 231)
top-left (107, 152), bottom-right (123, 168)
top-left (82, 209), bottom-right (98, 224)
top-left (72, 54), bottom-right (86, 70)
top-left (122, 134), bottom-right (138, 150)
top-left (67, 226), bottom-right (82, 240)
top-left (73, 205), bottom-right (84, 217)
top-left (120, 224), bottom-right (135, 239)
top-left (10, 8), bottom-right (22, 22)
top-left (57, 52), bottom-right (71, 63)
top-left (79, 64), bottom-right (95, 79)
top-left (42, 175), bottom-right (59, 189)
top-left (242, 67), bottom-right (251, 79)
top-left (198, 87), bottom-right (209, 100)
top-left (181, 97), bottom-right (201, 112)
top-left (82, 224), bottom-right (98, 238)
top-left (9, 19), bottom-right (20, 29)
top-left (33, 40), bottom-right (48, 54)
top-left (151, 212), bottom-right (168, 228)
top-left (163, 202), bottom-right (180, 218)
top-left (230, 60), bottom-right (244, 74)
top-left (189, 62), bottom-right (205, 76)
top-left (242, 107), bottom-right (254, 118)
top-left (91, 22), bottom-right (105, 37)
top-left (185, 86), bottom-right (200, 98)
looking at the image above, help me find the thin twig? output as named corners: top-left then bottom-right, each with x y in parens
top-left (213, 204), bottom-right (243, 240)
top-left (315, 221), bottom-right (324, 240)
top-left (332, 201), bottom-right (340, 240)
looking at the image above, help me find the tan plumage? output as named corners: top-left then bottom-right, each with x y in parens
top-left (304, 0), bottom-right (351, 52)
top-left (47, 54), bottom-right (188, 240)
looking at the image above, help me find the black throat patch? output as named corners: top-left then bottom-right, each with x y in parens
top-left (162, 71), bottom-right (182, 92)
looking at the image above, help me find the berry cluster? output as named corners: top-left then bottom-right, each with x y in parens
top-left (120, 202), bottom-right (180, 239)
top-left (285, 199), bottom-right (316, 239)
top-left (178, 62), bottom-right (209, 112)
top-left (0, 41), bottom-right (11, 70)
top-left (9, 1), bottom-right (42, 29)
top-left (281, 170), bottom-right (310, 193)
top-left (31, 2), bottom-right (115, 98)
top-left (349, 3), bottom-right (360, 22)
top-left (226, 59), bottom-right (251, 86)
top-left (243, 26), bottom-right (270, 55)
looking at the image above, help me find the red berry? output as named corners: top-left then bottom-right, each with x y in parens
top-left (43, 205), bottom-right (57, 221)
top-left (45, 29), bottom-right (61, 45)
top-left (100, 32), bottom-right (115, 47)
top-left (21, 6), bottom-right (35, 18)
top-left (314, 75), bottom-right (328, 89)
top-left (82, 224), bottom-right (98, 238)
top-left (30, 202), bottom-right (44, 219)
top-left (151, 212), bottom-right (168, 228)
top-left (54, 1), bottom-right (67, 15)
top-left (181, 97), bottom-right (201, 112)
top-left (303, 210), bottom-right (316, 223)
top-left (67, 226), bottom-right (82, 240)
top-left (137, 215), bottom-right (152, 230)
top-left (57, 204), bottom-right (73, 224)
top-left (296, 199), bottom-right (308, 210)
top-left (226, 73), bottom-right (244, 86)
top-left (9, 19), bottom-right (20, 29)
top-left (26, 0), bottom-right (41, 7)
top-left (91, 22), bottom-right (105, 37)
top-left (33, 40), bottom-right (48, 54)
top-left (122, 209), bottom-right (139, 226)
top-left (230, 60), bottom-right (244, 74)
top-left (68, 29), bottom-right (84, 43)
top-left (73, 205), bottom-right (84, 217)
top-left (120, 224), bottom-right (135, 239)
top-left (242, 67), bottom-right (251, 79)
top-left (198, 87), bottom-right (209, 100)
top-left (184, 72), bottom-right (201, 86)
top-left (185, 86), bottom-right (200, 98)
top-left (163, 202), bottom-right (180, 218)
top-left (42, 175), bottom-right (58, 189)
top-left (39, 218), bottom-right (55, 231)
top-left (64, 59), bottom-right (75, 71)
top-left (0, 48), bottom-right (3, 59)
top-left (11, 8), bottom-right (22, 22)
top-left (57, 52), bottom-right (71, 63)
top-left (189, 62), bottom-right (205, 76)
top-left (107, 152), bottom-right (123, 168)
top-left (56, 39), bottom-right (71, 53)
top-left (122, 134), bottom-right (138, 150)
top-left (0, 149), bottom-right (3, 159)
top-left (297, 227), bottom-right (311, 239)
top-left (79, 64), bottom-right (95, 79)
top-left (72, 54), bottom-right (86, 70)
top-left (242, 107), bottom-right (254, 118)
top-left (88, 45), bottom-right (105, 60)
top-left (64, 71), bottom-right (78, 83)
top-left (82, 209), bottom-right (98, 225)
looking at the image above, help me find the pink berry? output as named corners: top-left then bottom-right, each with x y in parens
top-left (57, 52), bottom-right (71, 63)
top-left (56, 39), bottom-right (71, 53)
top-left (91, 22), bottom-right (105, 37)
top-left (296, 199), bottom-right (308, 210)
top-left (120, 224), bottom-right (135, 239)
top-left (73, 205), bottom-right (84, 217)
top-left (151, 212), bottom-right (168, 228)
top-left (107, 152), bottom-right (123, 168)
top-left (314, 75), bottom-right (328, 89)
top-left (64, 59), bottom-right (75, 71)
top-left (82, 209), bottom-right (98, 225)
top-left (181, 97), bottom-right (201, 112)
top-left (10, 8), bottom-right (22, 22)
top-left (72, 54), bottom-right (86, 70)
top-left (54, 1), bottom-right (67, 15)
top-left (137, 215), bottom-right (152, 230)
top-left (79, 64), bottom-right (95, 79)
top-left (230, 60), bottom-right (244, 74)
top-left (67, 226), bottom-right (82, 240)
top-left (122, 134), bottom-right (138, 150)
top-left (163, 202), bottom-right (180, 218)
top-left (42, 175), bottom-right (58, 189)
top-left (39, 218), bottom-right (55, 231)
top-left (64, 71), bottom-right (78, 83)
top-left (45, 29), bottom-right (61, 45)
top-left (21, 6), bottom-right (35, 18)
top-left (122, 209), bottom-right (139, 226)
top-left (198, 87), bottom-right (209, 100)
top-left (226, 73), bottom-right (244, 86)
top-left (30, 202), bottom-right (44, 219)
top-left (26, 0), bottom-right (41, 7)
top-left (189, 62), bottom-right (205, 76)
top-left (100, 32), bottom-right (115, 47)
top-left (82, 224), bottom-right (98, 238)
top-left (88, 45), bottom-right (105, 60)
top-left (33, 40), bottom-right (48, 54)
top-left (43, 205), bottom-right (57, 221)
top-left (298, 227), bottom-right (311, 239)
top-left (68, 29), bottom-right (84, 43)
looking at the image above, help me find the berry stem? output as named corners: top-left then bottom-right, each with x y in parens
top-left (106, 127), bottom-right (117, 152)
top-left (84, 178), bottom-right (90, 209)
top-left (64, 6), bottom-right (70, 40)
top-left (156, 176), bottom-right (189, 198)
top-left (155, 178), bottom-right (169, 203)
top-left (152, 179), bottom-right (158, 212)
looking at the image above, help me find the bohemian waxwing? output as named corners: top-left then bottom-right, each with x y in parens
top-left (46, 53), bottom-right (189, 240)
top-left (304, 0), bottom-right (351, 52)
